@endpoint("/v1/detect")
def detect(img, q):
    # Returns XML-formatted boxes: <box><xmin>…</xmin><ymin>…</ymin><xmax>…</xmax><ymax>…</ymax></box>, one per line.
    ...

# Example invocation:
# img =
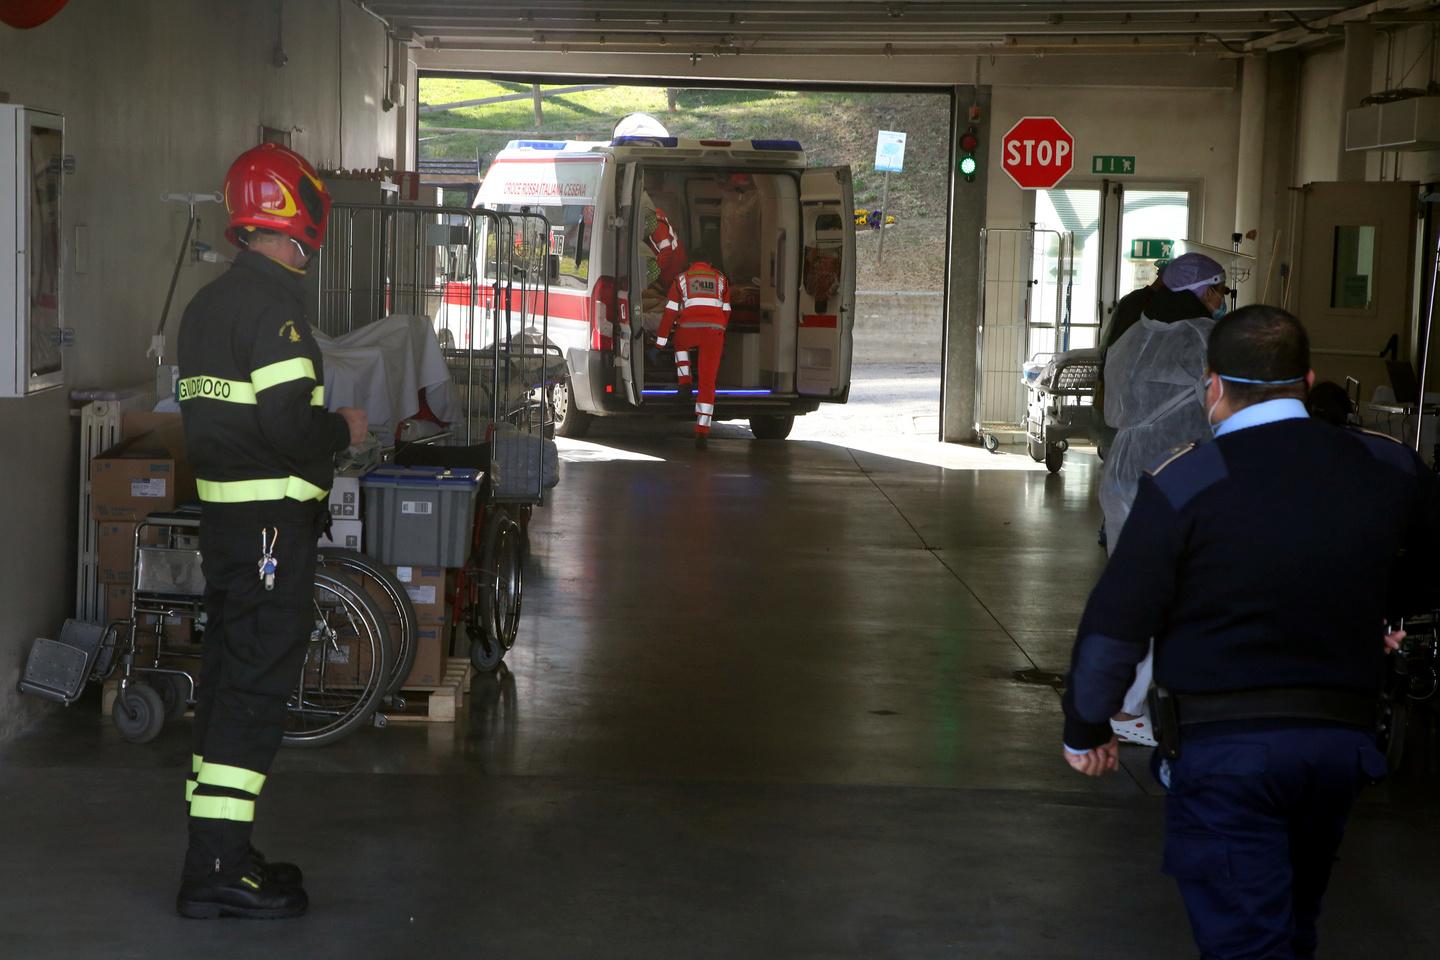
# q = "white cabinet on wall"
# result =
<box><xmin>2</xmin><ymin>105</ymin><xmax>65</xmax><ymax>397</ymax></box>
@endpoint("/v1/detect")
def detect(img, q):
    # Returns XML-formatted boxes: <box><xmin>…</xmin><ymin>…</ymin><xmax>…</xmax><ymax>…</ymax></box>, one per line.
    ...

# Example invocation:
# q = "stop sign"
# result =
<box><xmin>1001</xmin><ymin>116</ymin><xmax>1075</xmax><ymax>190</ymax></box>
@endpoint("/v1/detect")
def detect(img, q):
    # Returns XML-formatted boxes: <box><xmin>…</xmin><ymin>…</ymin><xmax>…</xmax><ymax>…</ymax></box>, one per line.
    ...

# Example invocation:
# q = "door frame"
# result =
<box><xmin>1024</xmin><ymin>178</ymin><xmax>1203</xmax><ymax>337</ymax></box>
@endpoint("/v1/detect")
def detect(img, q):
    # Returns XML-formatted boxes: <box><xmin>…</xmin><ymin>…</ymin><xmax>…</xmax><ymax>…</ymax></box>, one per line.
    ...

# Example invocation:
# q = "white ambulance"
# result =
<box><xmin>439</xmin><ymin>135</ymin><xmax>856</xmax><ymax>439</ymax></box>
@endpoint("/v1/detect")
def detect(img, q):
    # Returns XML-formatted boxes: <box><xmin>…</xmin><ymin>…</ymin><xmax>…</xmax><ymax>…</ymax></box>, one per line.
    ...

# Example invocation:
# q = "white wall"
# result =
<box><xmin>986</xmin><ymin>85</ymin><xmax>1241</xmax><ymax>246</ymax></box>
<box><xmin>1295</xmin><ymin>46</ymin><xmax>1344</xmax><ymax>186</ymax></box>
<box><xmin>0</xmin><ymin>0</ymin><xmax>394</xmax><ymax>738</ymax></box>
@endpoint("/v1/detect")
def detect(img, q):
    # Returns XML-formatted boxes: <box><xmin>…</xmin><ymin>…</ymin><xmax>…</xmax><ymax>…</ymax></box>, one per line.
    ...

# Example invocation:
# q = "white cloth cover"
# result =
<box><xmin>314</xmin><ymin>315</ymin><xmax>454</xmax><ymax>435</ymax></box>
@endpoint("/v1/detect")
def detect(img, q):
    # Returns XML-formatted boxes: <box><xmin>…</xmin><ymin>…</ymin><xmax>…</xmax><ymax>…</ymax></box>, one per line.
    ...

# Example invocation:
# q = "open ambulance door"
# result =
<box><xmin>613</xmin><ymin>163</ymin><xmax>644</xmax><ymax>405</ymax></box>
<box><xmin>797</xmin><ymin>167</ymin><xmax>856</xmax><ymax>399</ymax></box>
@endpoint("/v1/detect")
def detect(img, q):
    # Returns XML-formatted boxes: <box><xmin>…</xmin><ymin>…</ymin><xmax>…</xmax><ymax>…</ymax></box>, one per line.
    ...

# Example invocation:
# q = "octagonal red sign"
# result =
<box><xmin>1001</xmin><ymin>116</ymin><xmax>1075</xmax><ymax>190</ymax></box>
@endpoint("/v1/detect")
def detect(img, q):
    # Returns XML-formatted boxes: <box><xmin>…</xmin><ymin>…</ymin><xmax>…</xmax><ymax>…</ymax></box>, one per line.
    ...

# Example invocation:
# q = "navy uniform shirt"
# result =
<box><xmin>1063</xmin><ymin>400</ymin><xmax>1440</xmax><ymax>750</ymax></box>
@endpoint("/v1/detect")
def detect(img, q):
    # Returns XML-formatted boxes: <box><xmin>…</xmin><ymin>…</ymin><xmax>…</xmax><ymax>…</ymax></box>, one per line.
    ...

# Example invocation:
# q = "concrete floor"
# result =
<box><xmin>3</xmin><ymin>370</ymin><xmax>1439</xmax><ymax>957</ymax></box>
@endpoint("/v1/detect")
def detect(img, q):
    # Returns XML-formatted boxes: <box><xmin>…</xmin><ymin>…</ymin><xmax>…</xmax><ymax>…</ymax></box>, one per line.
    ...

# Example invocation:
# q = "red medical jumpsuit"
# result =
<box><xmin>647</xmin><ymin>208</ymin><xmax>687</xmax><ymax>291</ymax></box>
<box><xmin>656</xmin><ymin>261</ymin><xmax>731</xmax><ymax>437</ymax></box>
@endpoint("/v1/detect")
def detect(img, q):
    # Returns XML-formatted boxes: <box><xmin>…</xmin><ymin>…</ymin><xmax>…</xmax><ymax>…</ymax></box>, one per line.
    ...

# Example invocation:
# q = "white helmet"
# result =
<box><xmin>612</xmin><ymin>112</ymin><xmax>671</xmax><ymax>139</ymax></box>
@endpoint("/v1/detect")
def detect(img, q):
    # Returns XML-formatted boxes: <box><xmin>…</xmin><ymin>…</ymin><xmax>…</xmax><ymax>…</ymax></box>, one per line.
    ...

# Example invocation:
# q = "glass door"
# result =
<box><xmin>1034</xmin><ymin>182</ymin><xmax>1194</xmax><ymax>351</ymax></box>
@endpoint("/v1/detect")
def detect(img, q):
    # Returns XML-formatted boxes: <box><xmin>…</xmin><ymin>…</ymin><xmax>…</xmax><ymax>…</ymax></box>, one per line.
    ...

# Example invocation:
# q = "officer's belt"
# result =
<box><xmin>1174</xmin><ymin>687</ymin><xmax>1377</xmax><ymax>729</ymax></box>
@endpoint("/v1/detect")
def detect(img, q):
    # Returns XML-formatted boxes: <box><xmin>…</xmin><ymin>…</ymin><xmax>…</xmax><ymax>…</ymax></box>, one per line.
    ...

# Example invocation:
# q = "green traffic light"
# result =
<box><xmin>959</xmin><ymin>155</ymin><xmax>978</xmax><ymax>177</ymax></box>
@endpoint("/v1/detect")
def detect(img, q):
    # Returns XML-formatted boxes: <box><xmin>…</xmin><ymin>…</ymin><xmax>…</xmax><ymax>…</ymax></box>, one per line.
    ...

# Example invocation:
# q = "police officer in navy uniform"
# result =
<box><xmin>1061</xmin><ymin>305</ymin><xmax>1439</xmax><ymax>959</ymax></box>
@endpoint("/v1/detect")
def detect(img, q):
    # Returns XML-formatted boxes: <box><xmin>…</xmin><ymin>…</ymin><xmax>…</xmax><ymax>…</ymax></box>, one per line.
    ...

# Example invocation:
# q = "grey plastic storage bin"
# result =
<box><xmin>361</xmin><ymin>466</ymin><xmax>481</xmax><ymax>567</ymax></box>
<box><xmin>490</xmin><ymin>425</ymin><xmax>560</xmax><ymax>502</ymax></box>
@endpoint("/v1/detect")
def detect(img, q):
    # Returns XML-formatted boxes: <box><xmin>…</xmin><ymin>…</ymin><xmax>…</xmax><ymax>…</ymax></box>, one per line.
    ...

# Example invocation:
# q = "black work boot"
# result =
<box><xmin>177</xmin><ymin>864</ymin><xmax>308</xmax><ymax>920</ymax></box>
<box><xmin>250</xmin><ymin>845</ymin><xmax>303</xmax><ymax>888</ymax></box>
<box><xmin>694</xmin><ymin>434</ymin><xmax>708</xmax><ymax>450</ymax></box>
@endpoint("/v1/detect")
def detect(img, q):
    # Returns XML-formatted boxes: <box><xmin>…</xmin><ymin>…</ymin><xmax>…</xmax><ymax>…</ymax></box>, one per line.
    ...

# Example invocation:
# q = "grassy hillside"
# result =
<box><xmin>419</xmin><ymin>80</ymin><xmax>951</xmax><ymax>290</ymax></box>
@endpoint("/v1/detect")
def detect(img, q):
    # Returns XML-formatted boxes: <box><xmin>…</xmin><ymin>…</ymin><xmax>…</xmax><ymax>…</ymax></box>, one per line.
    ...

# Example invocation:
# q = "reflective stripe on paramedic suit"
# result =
<box><xmin>656</xmin><ymin>261</ymin><xmax>731</xmax><ymax>437</ymax></box>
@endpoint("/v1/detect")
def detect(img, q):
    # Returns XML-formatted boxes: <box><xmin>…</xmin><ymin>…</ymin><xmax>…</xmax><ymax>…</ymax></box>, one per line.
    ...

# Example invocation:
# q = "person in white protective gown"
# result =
<box><xmin>1099</xmin><ymin>253</ymin><xmax>1230</xmax><ymax>744</ymax></box>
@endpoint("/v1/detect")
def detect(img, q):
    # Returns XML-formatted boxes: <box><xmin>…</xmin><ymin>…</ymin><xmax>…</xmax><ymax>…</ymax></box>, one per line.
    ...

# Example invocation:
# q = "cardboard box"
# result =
<box><xmin>328</xmin><ymin>473</ymin><xmax>362</xmax><ymax>520</ymax></box>
<box><xmin>303</xmin><ymin>632</ymin><xmax>378</xmax><ymax>689</ymax></box>
<box><xmin>91</xmin><ymin>428</ymin><xmax>195</xmax><ymax>521</ymax></box>
<box><xmin>97</xmin><ymin>522</ymin><xmax>138</xmax><ymax>583</ymax></box>
<box><xmin>392</xmin><ymin>564</ymin><xmax>447</xmax><ymax>624</ymax></box>
<box><xmin>105</xmin><ymin>582</ymin><xmax>132</xmax><ymax>624</ymax></box>
<box><xmin>401</xmin><ymin>622</ymin><xmax>448</xmax><ymax>688</ymax></box>
<box><xmin>319</xmin><ymin>519</ymin><xmax>364</xmax><ymax>551</ymax></box>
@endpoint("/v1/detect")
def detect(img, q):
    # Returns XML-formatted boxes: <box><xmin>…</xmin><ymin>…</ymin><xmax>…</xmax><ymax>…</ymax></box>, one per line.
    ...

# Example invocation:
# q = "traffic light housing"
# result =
<box><xmin>959</xmin><ymin>126</ymin><xmax>979</xmax><ymax>183</ymax></box>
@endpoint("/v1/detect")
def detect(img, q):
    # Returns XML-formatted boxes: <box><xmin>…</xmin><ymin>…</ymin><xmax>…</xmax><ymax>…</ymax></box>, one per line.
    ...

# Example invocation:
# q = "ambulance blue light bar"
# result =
<box><xmin>750</xmin><ymin>139</ymin><xmax>803</xmax><ymax>151</ymax></box>
<box><xmin>513</xmin><ymin>140</ymin><xmax>568</xmax><ymax>150</ymax></box>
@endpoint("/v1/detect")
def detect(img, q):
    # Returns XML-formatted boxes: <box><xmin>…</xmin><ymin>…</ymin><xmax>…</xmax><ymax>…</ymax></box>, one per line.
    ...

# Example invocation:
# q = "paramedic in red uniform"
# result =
<box><xmin>174</xmin><ymin>143</ymin><xmax>367</xmax><ymax>919</ymax></box>
<box><xmin>646</xmin><ymin>206</ymin><xmax>687</xmax><ymax>291</ymax></box>
<box><xmin>656</xmin><ymin>257</ymin><xmax>731</xmax><ymax>448</ymax></box>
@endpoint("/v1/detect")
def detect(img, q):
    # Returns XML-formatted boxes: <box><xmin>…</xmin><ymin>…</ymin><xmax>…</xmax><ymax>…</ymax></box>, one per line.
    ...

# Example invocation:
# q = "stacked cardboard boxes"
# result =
<box><xmin>90</xmin><ymin>415</ymin><xmax>197</xmax><ymax>649</ymax></box>
<box><xmin>392</xmin><ymin>564</ymin><xmax>449</xmax><ymax>687</ymax></box>
<box><xmin>319</xmin><ymin>469</ymin><xmax>365</xmax><ymax>550</ymax></box>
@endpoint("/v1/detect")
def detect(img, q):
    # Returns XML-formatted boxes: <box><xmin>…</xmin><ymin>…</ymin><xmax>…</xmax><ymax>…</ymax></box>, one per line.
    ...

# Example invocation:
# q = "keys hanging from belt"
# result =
<box><xmin>258</xmin><ymin>527</ymin><xmax>279</xmax><ymax>591</ymax></box>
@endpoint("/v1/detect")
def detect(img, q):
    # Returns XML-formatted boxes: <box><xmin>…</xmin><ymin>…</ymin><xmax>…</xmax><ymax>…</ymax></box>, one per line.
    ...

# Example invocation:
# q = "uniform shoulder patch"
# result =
<box><xmin>1145</xmin><ymin>442</ymin><xmax>1197</xmax><ymax>477</ymax></box>
<box><xmin>1350</xmin><ymin>427</ymin><xmax>1418</xmax><ymax>475</ymax></box>
<box><xmin>278</xmin><ymin>318</ymin><xmax>301</xmax><ymax>343</ymax></box>
<box><xmin>1353</xmin><ymin>427</ymin><xmax>1404</xmax><ymax>445</ymax></box>
<box><xmin>1145</xmin><ymin>441</ymin><xmax>1227</xmax><ymax>511</ymax></box>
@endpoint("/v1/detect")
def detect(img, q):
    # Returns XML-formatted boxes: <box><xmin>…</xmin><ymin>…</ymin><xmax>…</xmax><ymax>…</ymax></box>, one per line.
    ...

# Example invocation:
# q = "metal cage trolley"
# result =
<box><xmin>315</xmin><ymin>201</ymin><xmax>560</xmax><ymax>676</ymax></box>
<box><xmin>974</xmin><ymin>225</ymin><xmax>1074</xmax><ymax>452</ymax></box>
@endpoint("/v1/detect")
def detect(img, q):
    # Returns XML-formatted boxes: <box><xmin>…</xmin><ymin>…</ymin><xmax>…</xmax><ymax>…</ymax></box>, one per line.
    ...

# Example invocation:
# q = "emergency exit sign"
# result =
<box><xmin>1092</xmin><ymin>155</ymin><xmax>1136</xmax><ymax>175</ymax></box>
<box><xmin>1130</xmin><ymin>239</ymin><xmax>1175</xmax><ymax>259</ymax></box>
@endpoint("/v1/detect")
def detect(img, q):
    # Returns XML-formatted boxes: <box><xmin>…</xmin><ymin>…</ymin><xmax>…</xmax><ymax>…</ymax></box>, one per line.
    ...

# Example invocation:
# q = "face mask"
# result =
<box><xmin>1206</xmin><ymin>377</ymin><xmax>1225</xmax><ymax>434</ymax></box>
<box><xmin>1211</xmin><ymin>301</ymin><xmax>1228</xmax><ymax>321</ymax></box>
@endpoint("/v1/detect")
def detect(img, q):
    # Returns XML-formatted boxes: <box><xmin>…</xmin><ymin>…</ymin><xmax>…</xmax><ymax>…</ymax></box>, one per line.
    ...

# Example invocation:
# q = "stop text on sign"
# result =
<box><xmin>1000</xmin><ymin>116</ymin><xmax>1076</xmax><ymax>190</ymax></box>
<box><xmin>1005</xmin><ymin>138</ymin><xmax>1070</xmax><ymax>168</ymax></box>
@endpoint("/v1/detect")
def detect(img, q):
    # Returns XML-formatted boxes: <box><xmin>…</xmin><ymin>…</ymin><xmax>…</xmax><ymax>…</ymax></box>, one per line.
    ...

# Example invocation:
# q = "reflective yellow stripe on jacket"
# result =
<box><xmin>196</xmin><ymin>476</ymin><xmax>328</xmax><ymax>504</ymax></box>
<box><xmin>179</xmin><ymin>358</ymin><xmax>323</xmax><ymax>407</ymax></box>
<box><xmin>251</xmin><ymin>357</ymin><xmax>317</xmax><ymax>392</ymax></box>
<box><xmin>178</xmin><ymin>376</ymin><xmax>256</xmax><ymax>405</ymax></box>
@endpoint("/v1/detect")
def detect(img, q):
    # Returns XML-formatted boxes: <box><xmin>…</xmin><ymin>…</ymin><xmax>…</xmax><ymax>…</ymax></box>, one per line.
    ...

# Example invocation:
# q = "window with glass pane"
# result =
<box><xmin>1330</xmin><ymin>225</ymin><xmax>1375</xmax><ymax>309</ymax></box>
<box><xmin>1120</xmin><ymin>190</ymin><xmax>1189</xmax><ymax>296</ymax></box>
<box><xmin>489</xmin><ymin>203</ymin><xmax>593</xmax><ymax>289</ymax></box>
<box><xmin>1035</xmin><ymin>188</ymin><xmax>1100</xmax><ymax>350</ymax></box>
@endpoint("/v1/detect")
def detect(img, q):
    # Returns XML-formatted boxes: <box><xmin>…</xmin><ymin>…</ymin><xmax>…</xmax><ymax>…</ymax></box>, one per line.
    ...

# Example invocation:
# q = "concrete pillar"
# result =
<box><xmin>1234</xmin><ymin>54</ymin><xmax>1267</xmax><ymax>306</ymax></box>
<box><xmin>1337</xmin><ymin>23</ymin><xmax>1375</xmax><ymax>182</ymax></box>
<box><xmin>940</xmin><ymin>83</ymin><xmax>991</xmax><ymax>443</ymax></box>
<box><xmin>1255</xmin><ymin>52</ymin><xmax>1301</xmax><ymax>307</ymax></box>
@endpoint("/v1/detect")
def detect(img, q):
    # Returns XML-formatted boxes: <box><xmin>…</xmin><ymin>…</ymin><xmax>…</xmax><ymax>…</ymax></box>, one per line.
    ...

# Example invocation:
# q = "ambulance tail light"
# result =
<box><xmin>592</xmin><ymin>276</ymin><xmax>616</xmax><ymax>350</ymax></box>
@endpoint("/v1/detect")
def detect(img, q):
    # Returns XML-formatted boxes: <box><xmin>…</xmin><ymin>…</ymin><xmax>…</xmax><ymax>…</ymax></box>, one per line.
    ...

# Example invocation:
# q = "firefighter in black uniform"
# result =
<box><xmin>1061</xmin><ymin>304</ymin><xmax>1440</xmax><ymax>958</ymax></box>
<box><xmin>174</xmin><ymin>143</ymin><xmax>367</xmax><ymax>919</ymax></box>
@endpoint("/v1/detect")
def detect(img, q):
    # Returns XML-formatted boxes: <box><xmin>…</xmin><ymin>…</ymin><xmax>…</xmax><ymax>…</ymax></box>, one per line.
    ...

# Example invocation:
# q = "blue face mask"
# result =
<box><xmin>1211</xmin><ymin>301</ymin><xmax>1228</xmax><ymax>321</ymax></box>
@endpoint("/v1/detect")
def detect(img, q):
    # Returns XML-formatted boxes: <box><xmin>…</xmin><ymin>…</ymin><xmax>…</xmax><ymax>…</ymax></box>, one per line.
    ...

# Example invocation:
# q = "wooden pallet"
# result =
<box><xmin>381</xmin><ymin>657</ymin><xmax>474</xmax><ymax>724</ymax></box>
<box><xmin>101</xmin><ymin>657</ymin><xmax>476</xmax><ymax>725</ymax></box>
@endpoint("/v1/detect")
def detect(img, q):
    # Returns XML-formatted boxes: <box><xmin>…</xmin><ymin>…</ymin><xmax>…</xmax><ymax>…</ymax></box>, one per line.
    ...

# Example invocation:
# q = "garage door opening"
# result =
<box><xmin>417</xmin><ymin>77</ymin><xmax>957</xmax><ymax>462</ymax></box>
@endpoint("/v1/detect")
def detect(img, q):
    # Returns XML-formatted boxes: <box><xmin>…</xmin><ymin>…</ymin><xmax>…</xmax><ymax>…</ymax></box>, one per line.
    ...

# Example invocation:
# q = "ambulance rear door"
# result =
<box><xmin>612</xmin><ymin>161</ymin><xmax>644</xmax><ymax>405</ymax></box>
<box><xmin>797</xmin><ymin>166</ymin><xmax>856</xmax><ymax>399</ymax></box>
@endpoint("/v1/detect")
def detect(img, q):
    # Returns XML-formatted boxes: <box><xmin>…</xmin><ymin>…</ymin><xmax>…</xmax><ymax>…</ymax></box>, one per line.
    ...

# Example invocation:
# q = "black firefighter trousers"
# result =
<box><xmin>182</xmin><ymin>504</ymin><xmax>322</xmax><ymax>882</ymax></box>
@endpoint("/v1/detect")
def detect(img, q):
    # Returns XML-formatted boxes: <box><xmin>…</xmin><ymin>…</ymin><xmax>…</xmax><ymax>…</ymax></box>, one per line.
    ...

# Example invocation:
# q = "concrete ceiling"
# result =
<box><xmin>364</xmin><ymin>1</ymin><xmax>1440</xmax><ymax>58</ymax></box>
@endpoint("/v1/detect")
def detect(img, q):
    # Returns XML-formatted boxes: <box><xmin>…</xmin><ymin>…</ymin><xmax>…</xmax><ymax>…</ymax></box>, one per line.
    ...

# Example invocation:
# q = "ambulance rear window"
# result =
<box><xmin>487</xmin><ymin>203</ymin><xmax>594</xmax><ymax>289</ymax></box>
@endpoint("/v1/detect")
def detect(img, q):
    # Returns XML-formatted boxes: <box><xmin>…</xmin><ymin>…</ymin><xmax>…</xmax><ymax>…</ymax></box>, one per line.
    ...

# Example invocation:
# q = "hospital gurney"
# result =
<box><xmin>1022</xmin><ymin>348</ymin><xmax>1100</xmax><ymax>474</ymax></box>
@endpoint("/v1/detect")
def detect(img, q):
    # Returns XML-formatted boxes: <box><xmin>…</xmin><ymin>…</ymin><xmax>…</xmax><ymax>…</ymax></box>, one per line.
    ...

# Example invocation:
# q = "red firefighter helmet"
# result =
<box><xmin>222</xmin><ymin>143</ymin><xmax>332</xmax><ymax>250</ymax></box>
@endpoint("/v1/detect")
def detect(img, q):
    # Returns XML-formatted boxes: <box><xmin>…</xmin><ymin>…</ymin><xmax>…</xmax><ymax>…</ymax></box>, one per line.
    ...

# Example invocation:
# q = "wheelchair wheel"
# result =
<box><xmin>113</xmin><ymin>683</ymin><xmax>165</xmax><ymax>744</ymax></box>
<box><xmin>481</xmin><ymin>511</ymin><xmax>525</xmax><ymax>653</ymax></box>
<box><xmin>283</xmin><ymin>568</ymin><xmax>393</xmax><ymax>748</ymax></box>
<box><xmin>318</xmin><ymin>548</ymin><xmax>419</xmax><ymax>699</ymax></box>
<box><xmin>152</xmin><ymin>673</ymin><xmax>191</xmax><ymax>722</ymax></box>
